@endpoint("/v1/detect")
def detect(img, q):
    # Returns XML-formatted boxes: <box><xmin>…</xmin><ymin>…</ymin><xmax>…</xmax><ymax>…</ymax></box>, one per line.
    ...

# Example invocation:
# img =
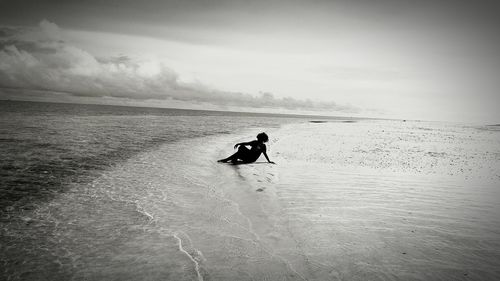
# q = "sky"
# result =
<box><xmin>1</xmin><ymin>0</ymin><xmax>499</xmax><ymax>123</ymax></box>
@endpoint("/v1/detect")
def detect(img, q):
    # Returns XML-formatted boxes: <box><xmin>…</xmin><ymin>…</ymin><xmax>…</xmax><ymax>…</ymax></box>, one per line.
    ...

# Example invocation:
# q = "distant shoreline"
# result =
<box><xmin>0</xmin><ymin>98</ymin><xmax>380</xmax><ymax>122</ymax></box>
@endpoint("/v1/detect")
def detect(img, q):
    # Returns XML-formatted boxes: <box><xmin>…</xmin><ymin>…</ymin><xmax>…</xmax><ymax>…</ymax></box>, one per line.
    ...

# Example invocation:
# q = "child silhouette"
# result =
<box><xmin>218</xmin><ymin>132</ymin><xmax>275</xmax><ymax>164</ymax></box>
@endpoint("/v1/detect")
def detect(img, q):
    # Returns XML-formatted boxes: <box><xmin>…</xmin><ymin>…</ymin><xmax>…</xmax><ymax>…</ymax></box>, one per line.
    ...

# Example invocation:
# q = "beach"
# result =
<box><xmin>3</xmin><ymin>1</ymin><xmax>500</xmax><ymax>279</ymax></box>
<box><xmin>239</xmin><ymin>120</ymin><xmax>500</xmax><ymax>280</ymax></box>
<box><xmin>208</xmin><ymin>120</ymin><xmax>500</xmax><ymax>280</ymax></box>
<box><xmin>1</xmin><ymin>102</ymin><xmax>500</xmax><ymax>280</ymax></box>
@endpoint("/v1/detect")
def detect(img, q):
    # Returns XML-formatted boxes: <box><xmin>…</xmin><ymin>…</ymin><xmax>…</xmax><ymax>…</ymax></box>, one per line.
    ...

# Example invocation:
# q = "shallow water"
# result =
<box><xmin>1</xmin><ymin>102</ymin><xmax>500</xmax><ymax>280</ymax></box>
<box><xmin>0</xmin><ymin>100</ymin><xmax>298</xmax><ymax>210</ymax></box>
<box><xmin>246</xmin><ymin>120</ymin><xmax>500</xmax><ymax>280</ymax></box>
<box><xmin>0</xmin><ymin>101</ymin><xmax>303</xmax><ymax>280</ymax></box>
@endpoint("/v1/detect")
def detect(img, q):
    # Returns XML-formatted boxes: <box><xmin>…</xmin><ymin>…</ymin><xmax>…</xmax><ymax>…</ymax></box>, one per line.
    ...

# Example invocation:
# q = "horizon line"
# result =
<box><xmin>1</xmin><ymin>98</ymin><xmax>394</xmax><ymax>122</ymax></box>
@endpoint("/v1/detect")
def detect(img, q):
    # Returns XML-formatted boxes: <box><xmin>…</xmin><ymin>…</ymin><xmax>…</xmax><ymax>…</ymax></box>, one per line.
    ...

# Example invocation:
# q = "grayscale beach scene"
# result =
<box><xmin>1</xmin><ymin>1</ymin><xmax>500</xmax><ymax>280</ymax></box>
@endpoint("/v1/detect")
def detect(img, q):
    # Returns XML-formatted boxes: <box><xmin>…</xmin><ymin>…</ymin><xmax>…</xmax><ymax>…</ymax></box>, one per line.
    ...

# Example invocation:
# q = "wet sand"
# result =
<box><xmin>213</xmin><ymin>120</ymin><xmax>500</xmax><ymax>280</ymax></box>
<box><xmin>3</xmin><ymin>119</ymin><xmax>499</xmax><ymax>280</ymax></box>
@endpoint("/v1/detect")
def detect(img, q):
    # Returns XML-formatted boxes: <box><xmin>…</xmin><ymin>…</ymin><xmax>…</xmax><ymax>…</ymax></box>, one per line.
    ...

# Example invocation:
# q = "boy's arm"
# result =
<box><xmin>262</xmin><ymin>149</ymin><xmax>275</xmax><ymax>164</ymax></box>
<box><xmin>234</xmin><ymin>141</ymin><xmax>251</xmax><ymax>149</ymax></box>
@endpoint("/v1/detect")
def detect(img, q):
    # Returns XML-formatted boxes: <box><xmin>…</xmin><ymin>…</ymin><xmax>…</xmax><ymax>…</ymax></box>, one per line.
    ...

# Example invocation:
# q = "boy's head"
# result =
<box><xmin>256</xmin><ymin>132</ymin><xmax>269</xmax><ymax>143</ymax></box>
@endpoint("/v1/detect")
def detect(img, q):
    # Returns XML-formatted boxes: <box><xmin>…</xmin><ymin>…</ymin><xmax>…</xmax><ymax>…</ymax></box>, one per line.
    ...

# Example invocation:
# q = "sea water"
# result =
<box><xmin>0</xmin><ymin>101</ymin><xmax>302</xmax><ymax>280</ymax></box>
<box><xmin>1</xmin><ymin>101</ymin><xmax>500</xmax><ymax>280</ymax></box>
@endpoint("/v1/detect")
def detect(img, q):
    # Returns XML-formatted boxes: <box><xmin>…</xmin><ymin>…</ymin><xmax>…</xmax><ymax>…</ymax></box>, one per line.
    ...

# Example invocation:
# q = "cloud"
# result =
<box><xmin>0</xmin><ymin>20</ymin><xmax>357</xmax><ymax>113</ymax></box>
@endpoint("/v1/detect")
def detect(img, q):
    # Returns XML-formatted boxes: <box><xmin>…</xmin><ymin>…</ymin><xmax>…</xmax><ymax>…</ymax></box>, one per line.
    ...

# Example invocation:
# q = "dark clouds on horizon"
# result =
<box><xmin>0</xmin><ymin>20</ymin><xmax>357</xmax><ymax>112</ymax></box>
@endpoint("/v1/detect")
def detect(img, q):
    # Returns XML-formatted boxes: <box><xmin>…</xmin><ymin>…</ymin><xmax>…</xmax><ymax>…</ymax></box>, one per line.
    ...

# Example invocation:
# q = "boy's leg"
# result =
<box><xmin>218</xmin><ymin>155</ymin><xmax>232</xmax><ymax>162</ymax></box>
<box><xmin>218</xmin><ymin>151</ymin><xmax>239</xmax><ymax>163</ymax></box>
<box><xmin>218</xmin><ymin>146</ymin><xmax>248</xmax><ymax>163</ymax></box>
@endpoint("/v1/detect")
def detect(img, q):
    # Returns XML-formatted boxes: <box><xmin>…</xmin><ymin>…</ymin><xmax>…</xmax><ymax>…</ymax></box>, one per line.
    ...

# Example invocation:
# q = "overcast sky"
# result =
<box><xmin>1</xmin><ymin>0</ymin><xmax>499</xmax><ymax>123</ymax></box>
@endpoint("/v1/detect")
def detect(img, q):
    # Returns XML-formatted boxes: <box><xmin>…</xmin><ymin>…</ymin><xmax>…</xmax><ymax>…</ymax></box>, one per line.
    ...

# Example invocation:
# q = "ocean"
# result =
<box><xmin>1</xmin><ymin>101</ymin><xmax>500</xmax><ymax>280</ymax></box>
<box><xmin>0</xmin><ymin>101</ymin><xmax>304</xmax><ymax>210</ymax></box>
<box><xmin>0</xmin><ymin>101</ymin><xmax>311</xmax><ymax>280</ymax></box>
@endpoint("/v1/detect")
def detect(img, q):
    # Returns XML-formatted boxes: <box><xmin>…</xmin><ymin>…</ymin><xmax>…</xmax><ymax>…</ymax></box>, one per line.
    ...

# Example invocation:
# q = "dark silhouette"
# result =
<box><xmin>218</xmin><ymin>132</ymin><xmax>275</xmax><ymax>164</ymax></box>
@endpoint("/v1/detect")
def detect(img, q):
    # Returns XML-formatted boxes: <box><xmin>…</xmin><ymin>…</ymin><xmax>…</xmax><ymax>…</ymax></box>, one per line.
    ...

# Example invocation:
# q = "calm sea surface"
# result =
<box><xmin>0</xmin><ymin>101</ymin><xmax>304</xmax><ymax>211</ymax></box>
<box><xmin>0</xmin><ymin>101</ymin><xmax>314</xmax><ymax>280</ymax></box>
